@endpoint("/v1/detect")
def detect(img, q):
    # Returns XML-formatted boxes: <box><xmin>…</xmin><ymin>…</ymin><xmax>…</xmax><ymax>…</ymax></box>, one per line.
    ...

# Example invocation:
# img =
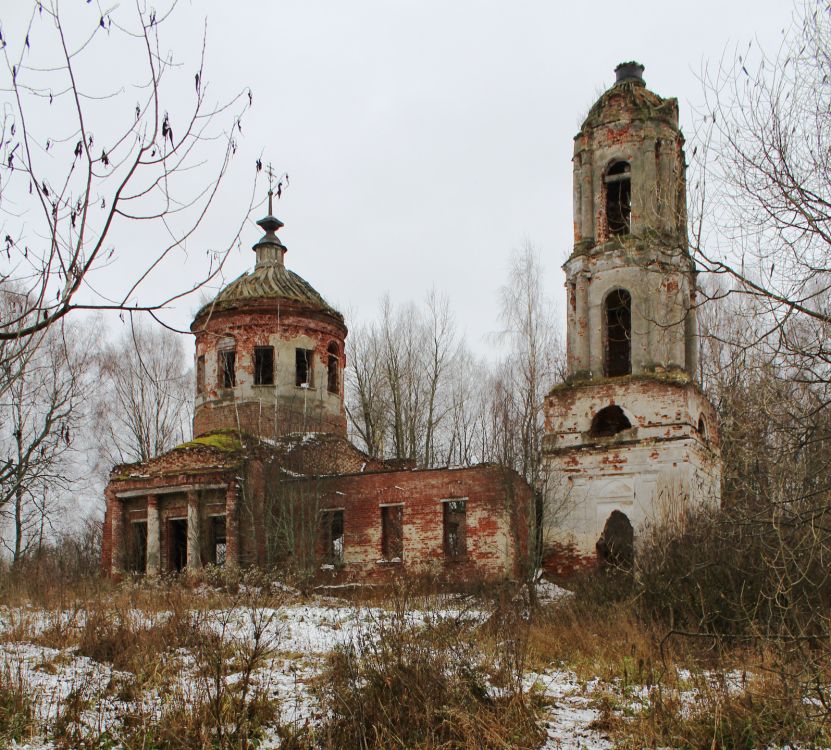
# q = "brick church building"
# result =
<box><xmin>102</xmin><ymin>62</ymin><xmax>722</xmax><ymax>583</ymax></box>
<box><xmin>101</xmin><ymin>199</ymin><xmax>531</xmax><ymax>583</ymax></box>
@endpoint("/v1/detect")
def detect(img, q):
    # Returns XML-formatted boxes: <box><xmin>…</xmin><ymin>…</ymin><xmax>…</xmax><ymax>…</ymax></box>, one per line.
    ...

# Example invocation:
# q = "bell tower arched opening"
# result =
<box><xmin>590</xmin><ymin>405</ymin><xmax>632</xmax><ymax>437</ymax></box>
<box><xmin>605</xmin><ymin>161</ymin><xmax>631</xmax><ymax>236</ymax></box>
<box><xmin>604</xmin><ymin>289</ymin><xmax>632</xmax><ymax>377</ymax></box>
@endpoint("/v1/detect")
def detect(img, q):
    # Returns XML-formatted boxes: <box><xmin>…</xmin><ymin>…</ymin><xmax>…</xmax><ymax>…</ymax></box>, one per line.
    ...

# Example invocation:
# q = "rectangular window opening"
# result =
<box><xmin>219</xmin><ymin>349</ymin><xmax>236</xmax><ymax>388</ymax></box>
<box><xmin>254</xmin><ymin>346</ymin><xmax>275</xmax><ymax>386</ymax></box>
<box><xmin>211</xmin><ymin>515</ymin><xmax>227</xmax><ymax>566</ymax></box>
<box><xmin>320</xmin><ymin>509</ymin><xmax>345</xmax><ymax>565</ymax></box>
<box><xmin>381</xmin><ymin>505</ymin><xmax>403</xmax><ymax>561</ymax></box>
<box><xmin>295</xmin><ymin>348</ymin><xmax>314</xmax><ymax>387</ymax></box>
<box><xmin>443</xmin><ymin>499</ymin><xmax>467</xmax><ymax>559</ymax></box>
<box><xmin>196</xmin><ymin>355</ymin><xmax>206</xmax><ymax>396</ymax></box>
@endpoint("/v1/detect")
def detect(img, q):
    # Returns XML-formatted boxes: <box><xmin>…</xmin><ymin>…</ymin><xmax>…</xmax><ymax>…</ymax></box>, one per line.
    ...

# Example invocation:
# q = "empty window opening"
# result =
<box><xmin>605</xmin><ymin>161</ymin><xmax>631</xmax><ymax>236</ymax></box>
<box><xmin>295</xmin><ymin>348</ymin><xmax>314</xmax><ymax>387</ymax></box>
<box><xmin>604</xmin><ymin>288</ymin><xmax>632</xmax><ymax>377</ymax></box>
<box><xmin>381</xmin><ymin>505</ymin><xmax>403</xmax><ymax>561</ymax></box>
<box><xmin>590</xmin><ymin>405</ymin><xmax>632</xmax><ymax>437</ymax></box>
<box><xmin>219</xmin><ymin>349</ymin><xmax>236</xmax><ymax>388</ymax></box>
<box><xmin>697</xmin><ymin>415</ymin><xmax>707</xmax><ymax>439</ymax></box>
<box><xmin>443</xmin><ymin>499</ymin><xmax>467</xmax><ymax>559</ymax></box>
<box><xmin>210</xmin><ymin>515</ymin><xmax>227</xmax><ymax>566</ymax></box>
<box><xmin>128</xmin><ymin>521</ymin><xmax>147</xmax><ymax>574</ymax></box>
<box><xmin>254</xmin><ymin>346</ymin><xmax>274</xmax><ymax>386</ymax></box>
<box><xmin>168</xmin><ymin>518</ymin><xmax>188</xmax><ymax>572</ymax></box>
<box><xmin>327</xmin><ymin>342</ymin><xmax>339</xmax><ymax>394</ymax></box>
<box><xmin>320</xmin><ymin>509</ymin><xmax>345</xmax><ymax>565</ymax></box>
<box><xmin>196</xmin><ymin>355</ymin><xmax>206</xmax><ymax>396</ymax></box>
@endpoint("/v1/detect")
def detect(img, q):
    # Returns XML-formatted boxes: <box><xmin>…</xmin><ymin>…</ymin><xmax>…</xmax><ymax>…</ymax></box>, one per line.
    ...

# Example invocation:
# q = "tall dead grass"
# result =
<box><xmin>309</xmin><ymin>588</ymin><xmax>545</xmax><ymax>750</ymax></box>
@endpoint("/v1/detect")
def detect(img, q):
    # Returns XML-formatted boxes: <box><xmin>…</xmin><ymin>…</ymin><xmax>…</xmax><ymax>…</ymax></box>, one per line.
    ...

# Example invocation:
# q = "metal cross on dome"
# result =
<box><xmin>264</xmin><ymin>163</ymin><xmax>288</xmax><ymax>215</ymax></box>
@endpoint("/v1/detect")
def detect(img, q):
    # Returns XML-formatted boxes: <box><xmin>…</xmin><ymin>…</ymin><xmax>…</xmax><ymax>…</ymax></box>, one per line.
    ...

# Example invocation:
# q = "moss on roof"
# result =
<box><xmin>548</xmin><ymin>369</ymin><xmax>692</xmax><ymax>396</ymax></box>
<box><xmin>172</xmin><ymin>430</ymin><xmax>243</xmax><ymax>453</ymax></box>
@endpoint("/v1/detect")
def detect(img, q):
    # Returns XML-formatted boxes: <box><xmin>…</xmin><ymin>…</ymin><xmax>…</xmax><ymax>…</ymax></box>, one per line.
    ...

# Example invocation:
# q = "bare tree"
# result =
<box><xmin>95</xmin><ymin>319</ymin><xmax>192</xmax><ymax>466</ymax></box>
<box><xmin>0</xmin><ymin>1</ymin><xmax>255</xmax><ymax>357</ymax></box>
<box><xmin>419</xmin><ymin>289</ymin><xmax>457</xmax><ymax>467</ymax></box>
<box><xmin>0</xmin><ymin>292</ymin><xmax>91</xmax><ymax>563</ymax></box>
<box><xmin>346</xmin><ymin>320</ymin><xmax>389</xmax><ymax>459</ymax></box>
<box><xmin>690</xmin><ymin>0</ymin><xmax>831</xmax><ymax>386</ymax></box>
<box><xmin>491</xmin><ymin>243</ymin><xmax>563</xmax><ymax>488</ymax></box>
<box><xmin>346</xmin><ymin>291</ymin><xmax>464</xmax><ymax>468</ymax></box>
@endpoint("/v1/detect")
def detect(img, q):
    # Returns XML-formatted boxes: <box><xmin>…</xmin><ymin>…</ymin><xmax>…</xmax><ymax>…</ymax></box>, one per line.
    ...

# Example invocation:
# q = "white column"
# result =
<box><xmin>225</xmin><ymin>482</ymin><xmax>239</xmax><ymax>568</ymax></box>
<box><xmin>108</xmin><ymin>490</ymin><xmax>125</xmax><ymax>576</ymax></box>
<box><xmin>146</xmin><ymin>495</ymin><xmax>161</xmax><ymax>576</ymax></box>
<box><xmin>186</xmin><ymin>490</ymin><xmax>201</xmax><ymax>572</ymax></box>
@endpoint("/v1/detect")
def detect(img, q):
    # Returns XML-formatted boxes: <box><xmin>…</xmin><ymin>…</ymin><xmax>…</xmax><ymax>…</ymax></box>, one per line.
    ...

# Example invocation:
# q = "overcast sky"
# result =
<box><xmin>3</xmin><ymin>1</ymin><xmax>796</xmax><ymax>354</ymax></box>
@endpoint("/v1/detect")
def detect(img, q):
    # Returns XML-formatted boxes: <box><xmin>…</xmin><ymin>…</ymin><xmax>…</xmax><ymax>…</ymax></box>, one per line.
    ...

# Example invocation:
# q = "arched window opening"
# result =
<box><xmin>697</xmin><ymin>415</ymin><xmax>707</xmax><ymax>439</ymax></box>
<box><xmin>327</xmin><ymin>342</ymin><xmax>340</xmax><ymax>394</ymax></box>
<box><xmin>590</xmin><ymin>405</ymin><xmax>632</xmax><ymax>437</ymax></box>
<box><xmin>604</xmin><ymin>289</ymin><xmax>632</xmax><ymax>377</ymax></box>
<box><xmin>605</xmin><ymin>161</ymin><xmax>631</xmax><ymax>236</ymax></box>
<box><xmin>596</xmin><ymin>510</ymin><xmax>634</xmax><ymax>572</ymax></box>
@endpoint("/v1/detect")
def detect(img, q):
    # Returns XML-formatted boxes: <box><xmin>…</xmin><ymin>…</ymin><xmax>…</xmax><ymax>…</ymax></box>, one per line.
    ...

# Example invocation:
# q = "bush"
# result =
<box><xmin>312</xmin><ymin>595</ymin><xmax>543</xmax><ymax>749</ymax></box>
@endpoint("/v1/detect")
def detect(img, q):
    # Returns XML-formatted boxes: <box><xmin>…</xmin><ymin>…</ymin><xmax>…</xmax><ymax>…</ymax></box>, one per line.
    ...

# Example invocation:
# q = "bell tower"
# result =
<box><xmin>542</xmin><ymin>63</ymin><xmax>721</xmax><ymax>563</ymax></box>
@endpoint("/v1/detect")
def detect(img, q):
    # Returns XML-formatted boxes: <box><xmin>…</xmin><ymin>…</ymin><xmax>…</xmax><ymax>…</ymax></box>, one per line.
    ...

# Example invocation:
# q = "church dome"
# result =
<box><xmin>193</xmin><ymin>204</ymin><xmax>342</xmax><ymax>324</ymax></box>
<box><xmin>581</xmin><ymin>62</ymin><xmax>678</xmax><ymax>130</ymax></box>
<box><xmin>196</xmin><ymin>263</ymin><xmax>342</xmax><ymax>320</ymax></box>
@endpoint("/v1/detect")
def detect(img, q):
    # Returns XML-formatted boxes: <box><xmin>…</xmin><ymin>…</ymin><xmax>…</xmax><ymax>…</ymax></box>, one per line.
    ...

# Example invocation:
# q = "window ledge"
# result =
<box><xmin>377</xmin><ymin>558</ymin><xmax>403</xmax><ymax>565</ymax></box>
<box><xmin>295</xmin><ymin>385</ymin><xmax>316</xmax><ymax>392</ymax></box>
<box><xmin>252</xmin><ymin>384</ymin><xmax>275</xmax><ymax>389</ymax></box>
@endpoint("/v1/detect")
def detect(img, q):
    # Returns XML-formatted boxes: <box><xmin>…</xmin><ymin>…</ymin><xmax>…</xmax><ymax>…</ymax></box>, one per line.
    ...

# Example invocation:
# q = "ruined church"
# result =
<box><xmin>101</xmin><ymin>62</ymin><xmax>720</xmax><ymax>581</ymax></box>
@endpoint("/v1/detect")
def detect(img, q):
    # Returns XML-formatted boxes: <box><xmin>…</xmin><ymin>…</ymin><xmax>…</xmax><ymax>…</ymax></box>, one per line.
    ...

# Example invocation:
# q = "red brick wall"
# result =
<box><xmin>274</xmin><ymin>464</ymin><xmax>532</xmax><ymax>584</ymax></box>
<box><xmin>192</xmin><ymin>300</ymin><xmax>348</xmax><ymax>441</ymax></box>
<box><xmin>103</xmin><ymin>455</ymin><xmax>533</xmax><ymax>587</ymax></box>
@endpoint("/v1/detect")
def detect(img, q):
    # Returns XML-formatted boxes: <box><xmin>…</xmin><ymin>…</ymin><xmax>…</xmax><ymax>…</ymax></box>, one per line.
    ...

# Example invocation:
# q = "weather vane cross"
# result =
<box><xmin>265</xmin><ymin>162</ymin><xmax>277</xmax><ymax>214</ymax></box>
<box><xmin>262</xmin><ymin>162</ymin><xmax>288</xmax><ymax>214</ymax></box>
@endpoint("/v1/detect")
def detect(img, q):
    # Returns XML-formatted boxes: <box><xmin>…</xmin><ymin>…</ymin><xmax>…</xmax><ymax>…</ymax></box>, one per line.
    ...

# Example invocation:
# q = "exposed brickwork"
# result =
<box><xmin>192</xmin><ymin>300</ymin><xmax>348</xmax><ymax>441</ymax></box>
<box><xmin>543</xmin><ymin>65</ymin><xmax>721</xmax><ymax>559</ymax></box>
<box><xmin>274</xmin><ymin>464</ymin><xmax>531</xmax><ymax>584</ymax></box>
<box><xmin>102</xmin><ymin>185</ymin><xmax>534</xmax><ymax>585</ymax></box>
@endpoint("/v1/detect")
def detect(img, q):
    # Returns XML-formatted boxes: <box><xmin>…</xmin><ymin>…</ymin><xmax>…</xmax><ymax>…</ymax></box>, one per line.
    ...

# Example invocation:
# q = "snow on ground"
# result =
<box><xmin>0</xmin><ymin>599</ymin><xmax>611</xmax><ymax>749</ymax></box>
<box><xmin>528</xmin><ymin>671</ymin><xmax>612</xmax><ymax>750</ymax></box>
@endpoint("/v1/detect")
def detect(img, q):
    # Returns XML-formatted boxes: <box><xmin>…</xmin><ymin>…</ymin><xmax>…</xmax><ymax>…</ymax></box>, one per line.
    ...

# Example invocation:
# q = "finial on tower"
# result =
<box><xmin>614</xmin><ymin>61</ymin><xmax>645</xmax><ymax>84</ymax></box>
<box><xmin>253</xmin><ymin>163</ymin><xmax>288</xmax><ymax>267</ymax></box>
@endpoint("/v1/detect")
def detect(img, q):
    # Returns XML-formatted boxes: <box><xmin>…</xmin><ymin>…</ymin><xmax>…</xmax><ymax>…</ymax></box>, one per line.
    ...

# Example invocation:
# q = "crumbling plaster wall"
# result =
<box><xmin>193</xmin><ymin>302</ymin><xmax>347</xmax><ymax>439</ymax></box>
<box><xmin>542</xmin><ymin>378</ymin><xmax>720</xmax><ymax>554</ymax></box>
<box><xmin>573</xmin><ymin>89</ymin><xmax>684</xmax><ymax>247</ymax></box>
<box><xmin>564</xmin><ymin>248</ymin><xmax>694</xmax><ymax>378</ymax></box>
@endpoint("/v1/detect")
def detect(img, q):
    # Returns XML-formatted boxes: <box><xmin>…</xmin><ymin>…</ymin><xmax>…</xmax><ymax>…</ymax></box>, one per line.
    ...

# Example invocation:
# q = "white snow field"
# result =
<box><xmin>0</xmin><ymin>593</ymin><xmax>616</xmax><ymax>750</ymax></box>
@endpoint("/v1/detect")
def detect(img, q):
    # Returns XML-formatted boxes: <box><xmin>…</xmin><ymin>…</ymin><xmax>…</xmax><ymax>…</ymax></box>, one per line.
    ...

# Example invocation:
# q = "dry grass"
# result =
<box><xmin>615</xmin><ymin>670</ymin><xmax>831</xmax><ymax>749</ymax></box>
<box><xmin>0</xmin><ymin>662</ymin><xmax>37</xmax><ymax>744</ymax></box>
<box><xmin>309</xmin><ymin>597</ymin><xmax>545</xmax><ymax>750</ymax></box>
<box><xmin>3</xmin><ymin>564</ymin><xmax>829</xmax><ymax>749</ymax></box>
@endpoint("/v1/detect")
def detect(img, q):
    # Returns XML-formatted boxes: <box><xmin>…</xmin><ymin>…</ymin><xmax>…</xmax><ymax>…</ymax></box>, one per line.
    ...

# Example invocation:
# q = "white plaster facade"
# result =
<box><xmin>542</xmin><ymin>63</ymin><xmax>721</xmax><ymax>558</ymax></box>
